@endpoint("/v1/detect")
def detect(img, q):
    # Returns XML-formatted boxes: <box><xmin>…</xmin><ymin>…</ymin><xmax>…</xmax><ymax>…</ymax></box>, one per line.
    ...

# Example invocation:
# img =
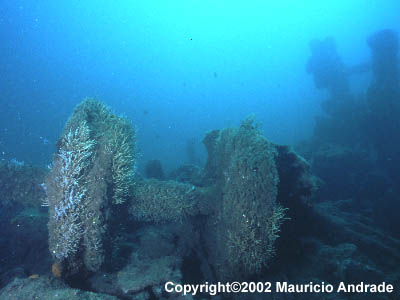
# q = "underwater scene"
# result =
<box><xmin>1</xmin><ymin>1</ymin><xmax>400</xmax><ymax>299</ymax></box>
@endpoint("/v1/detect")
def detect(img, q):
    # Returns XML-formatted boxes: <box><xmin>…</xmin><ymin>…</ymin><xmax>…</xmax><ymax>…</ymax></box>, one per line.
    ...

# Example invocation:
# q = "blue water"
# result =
<box><xmin>1</xmin><ymin>1</ymin><xmax>399</xmax><ymax>171</ymax></box>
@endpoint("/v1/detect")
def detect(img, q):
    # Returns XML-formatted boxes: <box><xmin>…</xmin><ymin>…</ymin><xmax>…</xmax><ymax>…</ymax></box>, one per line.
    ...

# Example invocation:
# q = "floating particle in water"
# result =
<box><xmin>40</xmin><ymin>136</ymin><xmax>49</xmax><ymax>144</ymax></box>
